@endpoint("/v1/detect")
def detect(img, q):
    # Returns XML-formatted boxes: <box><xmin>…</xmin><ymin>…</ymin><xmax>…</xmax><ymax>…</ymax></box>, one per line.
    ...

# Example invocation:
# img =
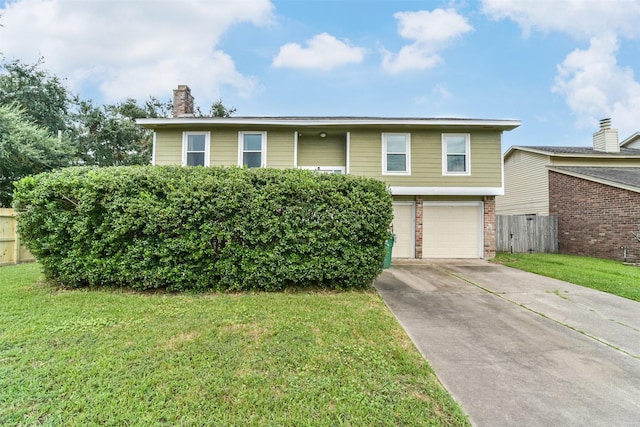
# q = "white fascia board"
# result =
<box><xmin>136</xmin><ymin>117</ymin><xmax>521</xmax><ymax>130</ymax></box>
<box><xmin>390</xmin><ymin>186</ymin><xmax>504</xmax><ymax>196</ymax></box>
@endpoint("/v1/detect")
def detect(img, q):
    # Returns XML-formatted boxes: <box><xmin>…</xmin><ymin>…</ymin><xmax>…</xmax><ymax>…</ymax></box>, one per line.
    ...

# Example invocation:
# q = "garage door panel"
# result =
<box><xmin>422</xmin><ymin>204</ymin><xmax>482</xmax><ymax>258</ymax></box>
<box><xmin>392</xmin><ymin>203</ymin><xmax>414</xmax><ymax>258</ymax></box>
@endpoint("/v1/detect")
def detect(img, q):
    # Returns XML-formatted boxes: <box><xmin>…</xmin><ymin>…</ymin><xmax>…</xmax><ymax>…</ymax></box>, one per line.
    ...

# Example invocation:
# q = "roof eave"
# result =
<box><xmin>136</xmin><ymin>117</ymin><xmax>521</xmax><ymax>130</ymax></box>
<box><xmin>505</xmin><ymin>146</ymin><xmax>640</xmax><ymax>159</ymax></box>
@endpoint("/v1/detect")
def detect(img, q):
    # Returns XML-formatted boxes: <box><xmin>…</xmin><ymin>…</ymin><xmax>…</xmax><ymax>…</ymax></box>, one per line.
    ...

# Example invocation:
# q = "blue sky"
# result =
<box><xmin>1</xmin><ymin>0</ymin><xmax>640</xmax><ymax>151</ymax></box>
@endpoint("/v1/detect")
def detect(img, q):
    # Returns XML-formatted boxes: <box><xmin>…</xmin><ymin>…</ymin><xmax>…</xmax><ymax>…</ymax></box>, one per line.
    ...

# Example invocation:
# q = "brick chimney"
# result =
<box><xmin>172</xmin><ymin>85</ymin><xmax>194</xmax><ymax>117</ymax></box>
<box><xmin>593</xmin><ymin>118</ymin><xmax>619</xmax><ymax>153</ymax></box>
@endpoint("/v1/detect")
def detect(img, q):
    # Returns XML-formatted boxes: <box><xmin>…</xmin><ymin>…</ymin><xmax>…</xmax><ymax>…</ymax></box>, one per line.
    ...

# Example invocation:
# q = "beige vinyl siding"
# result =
<box><xmin>350</xmin><ymin>129</ymin><xmax>502</xmax><ymax>187</ymax></box>
<box><xmin>211</xmin><ymin>129</ymin><xmax>239</xmax><ymax>166</ymax></box>
<box><xmin>154</xmin><ymin>130</ymin><xmax>183</xmax><ymax>165</ymax></box>
<box><xmin>496</xmin><ymin>151</ymin><xmax>550</xmax><ymax>215</ymax></box>
<box><xmin>298</xmin><ymin>135</ymin><xmax>346</xmax><ymax>167</ymax></box>
<box><xmin>265</xmin><ymin>131</ymin><xmax>295</xmax><ymax>168</ymax></box>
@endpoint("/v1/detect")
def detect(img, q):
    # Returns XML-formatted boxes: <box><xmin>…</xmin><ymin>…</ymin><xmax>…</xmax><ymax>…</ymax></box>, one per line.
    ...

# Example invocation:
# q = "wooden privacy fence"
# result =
<box><xmin>0</xmin><ymin>208</ymin><xmax>35</xmax><ymax>265</ymax></box>
<box><xmin>497</xmin><ymin>215</ymin><xmax>558</xmax><ymax>253</ymax></box>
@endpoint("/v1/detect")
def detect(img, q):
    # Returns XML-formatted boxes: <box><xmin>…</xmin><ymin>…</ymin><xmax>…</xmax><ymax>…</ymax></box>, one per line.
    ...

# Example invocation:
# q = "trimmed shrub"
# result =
<box><xmin>14</xmin><ymin>166</ymin><xmax>393</xmax><ymax>291</ymax></box>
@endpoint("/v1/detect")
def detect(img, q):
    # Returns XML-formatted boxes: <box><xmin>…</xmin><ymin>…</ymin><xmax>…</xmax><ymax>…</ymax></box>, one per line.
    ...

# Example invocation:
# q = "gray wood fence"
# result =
<box><xmin>497</xmin><ymin>215</ymin><xmax>558</xmax><ymax>253</ymax></box>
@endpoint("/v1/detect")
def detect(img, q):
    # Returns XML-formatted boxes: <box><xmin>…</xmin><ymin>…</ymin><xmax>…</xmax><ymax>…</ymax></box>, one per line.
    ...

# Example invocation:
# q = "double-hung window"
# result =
<box><xmin>182</xmin><ymin>132</ymin><xmax>210</xmax><ymax>166</ymax></box>
<box><xmin>442</xmin><ymin>133</ymin><xmax>470</xmax><ymax>175</ymax></box>
<box><xmin>382</xmin><ymin>133</ymin><xmax>411</xmax><ymax>175</ymax></box>
<box><xmin>239</xmin><ymin>132</ymin><xmax>266</xmax><ymax>168</ymax></box>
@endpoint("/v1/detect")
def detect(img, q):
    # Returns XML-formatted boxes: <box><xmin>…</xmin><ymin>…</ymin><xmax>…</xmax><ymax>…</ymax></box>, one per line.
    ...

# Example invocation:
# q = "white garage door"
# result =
<box><xmin>391</xmin><ymin>203</ymin><xmax>414</xmax><ymax>258</ymax></box>
<box><xmin>422</xmin><ymin>203</ymin><xmax>482</xmax><ymax>258</ymax></box>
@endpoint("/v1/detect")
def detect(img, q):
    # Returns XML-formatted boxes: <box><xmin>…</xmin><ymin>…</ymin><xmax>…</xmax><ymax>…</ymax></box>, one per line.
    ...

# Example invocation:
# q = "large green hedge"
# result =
<box><xmin>14</xmin><ymin>166</ymin><xmax>393</xmax><ymax>291</ymax></box>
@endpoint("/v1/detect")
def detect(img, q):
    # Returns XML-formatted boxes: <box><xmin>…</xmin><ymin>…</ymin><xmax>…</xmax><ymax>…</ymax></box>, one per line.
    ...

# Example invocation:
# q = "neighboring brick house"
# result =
<box><xmin>549</xmin><ymin>167</ymin><xmax>640</xmax><ymax>262</ymax></box>
<box><xmin>137</xmin><ymin>85</ymin><xmax>521</xmax><ymax>259</ymax></box>
<box><xmin>497</xmin><ymin>119</ymin><xmax>640</xmax><ymax>261</ymax></box>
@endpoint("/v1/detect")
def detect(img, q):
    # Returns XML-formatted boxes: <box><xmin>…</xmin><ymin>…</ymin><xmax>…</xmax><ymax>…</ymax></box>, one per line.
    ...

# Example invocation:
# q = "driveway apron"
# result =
<box><xmin>374</xmin><ymin>259</ymin><xmax>640</xmax><ymax>427</ymax></box>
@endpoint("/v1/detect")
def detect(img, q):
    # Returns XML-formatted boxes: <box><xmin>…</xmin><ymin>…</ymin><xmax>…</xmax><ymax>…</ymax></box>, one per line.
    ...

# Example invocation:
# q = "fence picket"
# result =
<box><xmin>0</xmin><ymin>208</ymin><xmax>35</xmax><ymax>265</ymax></box>
<box><xmin>497</xmin><ymin>215</ymin><xmax>558</xmax><ymax>253</ymax></box>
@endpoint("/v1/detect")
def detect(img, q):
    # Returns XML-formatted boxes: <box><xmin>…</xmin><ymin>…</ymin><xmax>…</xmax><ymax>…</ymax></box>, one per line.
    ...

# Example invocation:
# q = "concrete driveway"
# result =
<box><xmin>374</xmin><ymin>259</ymin><xmax>640</xmax><ymax>427</ymax></box>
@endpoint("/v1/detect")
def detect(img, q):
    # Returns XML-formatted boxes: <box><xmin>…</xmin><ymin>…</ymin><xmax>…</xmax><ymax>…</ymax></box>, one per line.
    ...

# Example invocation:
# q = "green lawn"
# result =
<box><xmin>493</xmin><ymin>252</ymin><xmax>640</xmax><ymax>302</ymax></box>
<box><xmin>0</xmin><ymin>263</ymin><xmax>469</xmax><ymax>427</ymax></box>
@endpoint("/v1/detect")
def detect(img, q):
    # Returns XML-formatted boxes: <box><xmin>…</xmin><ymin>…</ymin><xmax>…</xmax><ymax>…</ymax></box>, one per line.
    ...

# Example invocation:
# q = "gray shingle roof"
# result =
<box><xmin>523</xmin><ymin>146</ymin><xmax>640</xmax><ymax>156</ymax></box>
<box><xmin>551</xmin><ymin>167</ymin><xmax>640</xmax><ymax>189</ymax></box>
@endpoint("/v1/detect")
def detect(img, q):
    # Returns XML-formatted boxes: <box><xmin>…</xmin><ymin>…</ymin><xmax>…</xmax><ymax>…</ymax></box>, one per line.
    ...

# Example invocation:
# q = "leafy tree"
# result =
<box><xmin>0</xmin><ymin>58</ymin><xmax>236</xmax><ymax>170</ymax></box>
<box><xmin>72</xmin><ymin>99</ymin><xmax>153</xmax><ymax>166</ymax></box>
<box><xmin>0</xmin><ymin>104</ymin><xmax>73</xmax><ymax>206</ymax></box>
<box><xmin>0</xmin><ymin>58</ymin><xmax>75</xmax><ymax>135</ymax></box>
<box><xmin>208</xmin><ymin>99</ymin><xmax>236</xmax><ymax>117</ymax></box>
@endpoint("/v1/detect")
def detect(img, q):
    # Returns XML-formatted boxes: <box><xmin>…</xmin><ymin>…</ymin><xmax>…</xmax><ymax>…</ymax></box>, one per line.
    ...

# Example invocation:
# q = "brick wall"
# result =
<box><xmin>483</xmin><ymin>196</ymin><xmax>496</xmax><ymax>258</ymax></box>
<box><xmin>172</xmin><ymin>85</ymin><xmax>194</xmax><ymax>117</ymax></box>
<box><xmin>414</xmin><ymin>196</ymin><xmax>423</xmax><ymax>258</ymax></box>
<box><xmin>549</xmin><ymin>171</ymin><xmax>640</xmax><ymax>262</ymax></box>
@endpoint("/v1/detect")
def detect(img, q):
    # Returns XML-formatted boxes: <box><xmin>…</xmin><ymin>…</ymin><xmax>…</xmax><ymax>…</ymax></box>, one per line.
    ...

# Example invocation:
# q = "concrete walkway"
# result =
<box><xmin>374</xmin><ymin>259</ymin><xmax>640</xmax><ymax>427</ymax></box>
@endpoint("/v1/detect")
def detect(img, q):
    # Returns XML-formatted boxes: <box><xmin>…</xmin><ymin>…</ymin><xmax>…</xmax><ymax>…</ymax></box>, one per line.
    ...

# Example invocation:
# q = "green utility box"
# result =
<box><xmin>383</xmin><ymin>235</ymin><xmax>395</xmax><ymax>268</ymax></box>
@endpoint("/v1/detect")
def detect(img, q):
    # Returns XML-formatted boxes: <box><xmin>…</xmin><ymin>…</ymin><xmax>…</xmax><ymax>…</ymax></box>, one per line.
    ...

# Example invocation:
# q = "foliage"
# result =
<box><xmin>0</xmin><ymin>263</ymin><xmax>469</xmax><ymax>426</ymax></box>
<box><xmin>14</xmin><ymin>166</ymin><xmax>393</xmax><ymax>291</ymax></box>
<box><xmin>208</xmin><ymin>98</ymin><xmax>237</xmax><ymax>117</ymax></box>
<box><xmin>0</xmin><ymin>58</ymin><xmax>236</xmax><ymax>171</ymax></box>
<box><xmin>72</xmin><ymin>99</ymin><xmax>154</xmax><ymax>166</ymax></box>
<box><xmin>0</xmin><ymin>104</ymin><xmax>74</xmax><ymax>207</ymax></box>
<box><xmin>0</xmin><ymin>58</ymin><xmax>75</xmax><ymax>136</ymax></box>
<box><xmin>493</xmin><ymin>252</ymin><xmax>640</xmax><ymax>301</ymax></box>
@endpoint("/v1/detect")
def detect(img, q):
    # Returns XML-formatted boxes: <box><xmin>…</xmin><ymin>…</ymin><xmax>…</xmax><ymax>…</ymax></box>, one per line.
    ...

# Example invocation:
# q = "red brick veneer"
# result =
<box><xmin>549</xmin><ymin>171</ymin><xmax>640</xmax><ymax>262</ymax></box>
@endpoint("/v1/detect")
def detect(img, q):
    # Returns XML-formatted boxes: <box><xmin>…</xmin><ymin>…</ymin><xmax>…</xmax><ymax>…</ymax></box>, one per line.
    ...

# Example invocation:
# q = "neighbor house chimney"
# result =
<box><xmin>593</xmin><ymin>118</ymin><xmax>619</xmax><ymax>153</ymax></box>
<box><xmin>172</xmin><ymin>85</ymin><xmax>194</xmax><ymax>118</ymax></box>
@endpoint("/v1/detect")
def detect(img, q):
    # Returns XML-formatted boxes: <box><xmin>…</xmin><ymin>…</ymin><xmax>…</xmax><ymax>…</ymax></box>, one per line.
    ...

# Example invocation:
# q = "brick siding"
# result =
<box><xmin>483</xmin><ymin>196</ymin><xmax>496</xmax><ymax>258</ymax></box>
<box><xmin>414</xmin><ymin>196</ymin><xmax>423</xmax><ymax>258</ymax></box>
<box><xmin>549</xmin><ymin>171</ymin><xmax>640</xmax><ymax>262</ymax></box>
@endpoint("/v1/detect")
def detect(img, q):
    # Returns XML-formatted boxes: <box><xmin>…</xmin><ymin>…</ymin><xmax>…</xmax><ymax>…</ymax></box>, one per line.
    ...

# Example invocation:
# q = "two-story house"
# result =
<box><xmin>137</xmin><ymin>85</ymin><xmax>520</xmax><ymax>259</ymax></box>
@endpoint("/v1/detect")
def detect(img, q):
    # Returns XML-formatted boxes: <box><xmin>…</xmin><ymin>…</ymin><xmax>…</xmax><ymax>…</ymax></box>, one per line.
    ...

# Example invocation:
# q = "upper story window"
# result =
<box><xmin>239</xmin><ymin>132</ymin><xmax>266</xmax><ymax>168</ymax></box>
<box><xmin>382</xmin><ymin>133</ymin><xmax>411</xmax><ymax>175</ymax></box>
<box><xmin>442</xmin><ymin>133</ymin><xmax>470</xmax><ymax>175</ymax></box>
<box><xmin>182</xmin><ymin>132</ymin><xmax>210</xmax><ymax>166</ymax></box>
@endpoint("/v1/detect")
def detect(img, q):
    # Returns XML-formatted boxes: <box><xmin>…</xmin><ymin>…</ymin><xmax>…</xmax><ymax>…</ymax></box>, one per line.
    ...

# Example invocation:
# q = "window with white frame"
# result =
<box><xmin>239</xmin><ymin>132</ymin><xmax>266</xmax><ymax>168</ymax></box>
<box><xmin>382</xmin><ymin>133</ymin><xmax>411</xmax><ymax>175</ymax></box>
<box><xmin>442</xmin><ymin>133</ymin><xmax>470</xmax><ymax>175</ymax></box>
<box><xmin>182</xmin><ymin>132</ymin><xmax>210</xmax><ymax>166</ymax></box>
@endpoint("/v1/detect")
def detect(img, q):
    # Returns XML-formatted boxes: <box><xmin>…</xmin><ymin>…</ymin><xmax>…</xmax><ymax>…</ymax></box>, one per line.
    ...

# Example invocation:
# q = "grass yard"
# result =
<box><xmin>0</xmin><ymin>263</ymin><xmax>469</xmax><ymax>427</ymax></box>
<box><xmin>493</xmin><ymin>252</ymin><xmax>640</xmax><ymax>302</ymax></box>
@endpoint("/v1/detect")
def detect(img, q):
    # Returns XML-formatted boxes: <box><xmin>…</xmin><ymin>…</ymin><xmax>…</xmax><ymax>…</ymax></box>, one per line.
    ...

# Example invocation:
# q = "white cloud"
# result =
<box><xmin>382</xmin><ymin>9</ymin><xmax>473</xmax><ymax>74</ymax></box>
<box><xmin>0</xmin><ymin>0</ymin><xmax>274</xmax><ymax>102</ymax></box>
<box><xmin>272</xmin><ymin>33</ymin><xmax>366</xmax><ymax>70</ymax></box>
<box><xmin>482</xmin><ymin>0</ymin><xmax>640</xmax><ymax>39</ymax></box>
<box><xmin>482</xmin><ymin>0</ymin><xmax>640</xmax><ymax>136</ymax></box>
<box><xmin>552</xmin><ymin>35</ymin><xmax>640</xmax><ymax>136</ymax></box>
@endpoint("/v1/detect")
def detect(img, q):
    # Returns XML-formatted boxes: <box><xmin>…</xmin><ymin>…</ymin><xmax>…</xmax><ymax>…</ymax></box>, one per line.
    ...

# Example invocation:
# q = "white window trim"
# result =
<box><xmin>382</xmin><ymin>132</ymin><xmax>411</xmax><ymax>175</ymax></box>
<box><xmin>182</xmin><ymin>131</ymin><xmax>210</xmax><ymax>167</ymax></box>
<box><xmin>238</xmin><ymin>131</ymin><xmax>267</xmax><ymax>168</ymax></box>
<box><xmin>442</xmin><ymin>133</ymin><xmax>471</xmax><ymax>176</ymax></box>
<box><xmin>151</xmin><ymin>131</ymin><xmax>157</xmax><ymax>165</ymax></box>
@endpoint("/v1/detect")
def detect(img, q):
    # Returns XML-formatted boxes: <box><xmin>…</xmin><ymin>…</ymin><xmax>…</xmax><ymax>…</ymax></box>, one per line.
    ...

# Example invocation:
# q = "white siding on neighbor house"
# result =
<box><xmin>496</xmin><ymin>150</ymin><xmax>551</xmax><ymax>215</ymax></box>
<box><xmin>625</xmin><ymin>140</ymin><xmax>640</xmax><ymax>149</ymax></box>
